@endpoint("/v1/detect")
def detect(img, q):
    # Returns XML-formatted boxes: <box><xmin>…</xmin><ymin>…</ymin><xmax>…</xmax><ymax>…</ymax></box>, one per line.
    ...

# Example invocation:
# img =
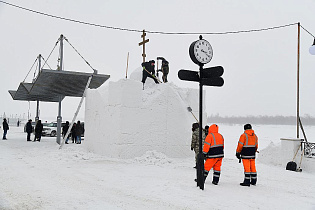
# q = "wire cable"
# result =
<box><xmin>41</xmin><ymin>56</ymin><xmax>53</xmax><ymax>70</ymax></box>
<box><xmin>23</xmin><ymin>57</ymin><xmax>38</xmax><ymax>82</ymax></box>
<box><xmin>0</xmin><ymin>0</ymin><xmax>301</xmax><ymax>35</ymax></box>
<box><xmin>300</xmin><ymin>25</ymin><xmax>315</xmax><ymax>38</ymax></box>
<box><xmin>64</xmin><ymin>36</ymin><xmax>96</xmax><ymax>72</ymax></box>
<box><xmin>41</xmin><ymin>38</ymin><xmax>60</xmax><ymax>71</ymax></box>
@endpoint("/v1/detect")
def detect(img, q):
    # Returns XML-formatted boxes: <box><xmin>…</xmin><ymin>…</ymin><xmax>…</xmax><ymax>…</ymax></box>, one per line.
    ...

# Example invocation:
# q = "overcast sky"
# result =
<box><xmin>1</xmin><ymin>0</ymin><xmax>315</xmax><ymax>121</ymax></box>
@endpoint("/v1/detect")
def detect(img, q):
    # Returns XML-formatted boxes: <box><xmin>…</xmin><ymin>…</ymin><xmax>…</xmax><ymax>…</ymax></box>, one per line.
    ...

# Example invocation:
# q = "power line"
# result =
<box><xmin>0</xmin><ymin>0</ymin><xmax>304</xmax><ymax>36</ymax></box>
<box><xmin>300</xmin><ymin>25</ymin><xmax>315</xmax><ymax>38</ymax></box>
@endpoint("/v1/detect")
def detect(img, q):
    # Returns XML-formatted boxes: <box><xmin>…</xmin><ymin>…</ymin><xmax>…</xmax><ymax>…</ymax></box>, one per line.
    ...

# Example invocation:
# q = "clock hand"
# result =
<box><xmin>201</xmin><ymin>49</ymin><xmax>210</xmax><ymax>58</ymax></box>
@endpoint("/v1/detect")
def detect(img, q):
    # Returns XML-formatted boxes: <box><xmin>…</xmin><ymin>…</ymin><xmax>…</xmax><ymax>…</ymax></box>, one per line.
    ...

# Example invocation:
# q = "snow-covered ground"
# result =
<box><xmin>1</xmin><ymin>125</ymin><xmax>315</xmax><ymax>210</ymax></box>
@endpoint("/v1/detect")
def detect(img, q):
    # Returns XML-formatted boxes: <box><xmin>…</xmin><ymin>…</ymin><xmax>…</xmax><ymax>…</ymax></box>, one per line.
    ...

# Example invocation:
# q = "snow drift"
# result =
<box><xmin>84</xmin><ymin>67</ymin><xmax>207</xmax><ymax>158</ymax></box>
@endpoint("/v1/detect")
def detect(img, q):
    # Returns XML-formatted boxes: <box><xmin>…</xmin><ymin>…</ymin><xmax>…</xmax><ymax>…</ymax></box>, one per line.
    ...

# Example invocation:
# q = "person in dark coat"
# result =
<box><xmin>141</xmin><ymin>60</ymin><xmax>159</xmax><ymax>88</ymax></box>
<box><xmin>157</xmin><ymin>57</ymin><xmax>169</xmax><ymax>83</ymax></box>
<box><xmin>34</xmin><ymin>120</ymin><xmax>43</xmax><ymax>142</ymax></box>
<box><xmin>25</xmin><ymin>119</ymin><xmax>33</xmax><ymax>141</ymax></box>
<box><xmin>62</xmin><ymin>121</ymin><xmax>70</xmax><ymax>144</ymax></box>
<box><xmin>71</xmin><ymin>123</ymin><xmax>76</xmax><ymax>143</ymax></box>
<box><xmin>75</xmin><ymin>121</ymin><xmax>84</xmax><ymax>144</ymax></box>
<box><xmin>2</xmin><ymin>118</ymin><xmax>9</xmax><ymax>140</ymax></box>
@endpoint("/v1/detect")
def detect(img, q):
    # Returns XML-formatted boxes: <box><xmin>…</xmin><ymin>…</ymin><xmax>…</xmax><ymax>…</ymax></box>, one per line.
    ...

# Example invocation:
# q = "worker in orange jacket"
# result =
<box><xmin>203</xmin><ymin>124</ymin><xmax>224</xmax><ymax>185</ymax></box>
<box><xmin>236</xmin><ymin>124</ymin><xmax>258</xmax><ymax>186</ymax></box>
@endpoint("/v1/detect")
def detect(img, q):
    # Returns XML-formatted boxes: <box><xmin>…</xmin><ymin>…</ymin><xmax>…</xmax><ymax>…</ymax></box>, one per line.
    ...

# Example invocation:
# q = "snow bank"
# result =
<box><xmin>259</xmin><ymin>140</ymin><xmax>315</xmax><ymax>173</ymax></box>
<box><xmin>84</xmin><ymin>67</ymin><xmax>207</xmax><ymax>158</ymax></box>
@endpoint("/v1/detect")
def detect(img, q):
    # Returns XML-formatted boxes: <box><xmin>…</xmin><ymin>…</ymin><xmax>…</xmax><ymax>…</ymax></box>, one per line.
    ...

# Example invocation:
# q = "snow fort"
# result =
<box><xmin>84</xmin><ymin>67</ymin><xmax>207</xmax><ymax>158</ymax></box>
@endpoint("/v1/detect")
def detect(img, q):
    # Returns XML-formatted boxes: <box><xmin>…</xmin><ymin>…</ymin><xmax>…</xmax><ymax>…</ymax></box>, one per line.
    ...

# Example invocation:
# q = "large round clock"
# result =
<box><xmin>189</xmin><ymin>39</ymin><xmax>213</xmax><ymax>65</ymax></box>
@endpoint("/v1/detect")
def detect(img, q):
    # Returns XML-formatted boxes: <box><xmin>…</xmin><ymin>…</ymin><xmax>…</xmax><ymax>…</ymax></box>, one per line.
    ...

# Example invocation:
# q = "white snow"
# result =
<box><xmin>84</xmin><ymin>67</ymin><xmax>206</xmax><ymax>158</ymax></box>
<box><xmin>1</xmin><ymin>125</ymin><xmax>315</xmax><ymax>210</ymax></box>
<box><xmin>1</xmin><ymin>72</ymin><xmax>315</xmax><ymax>209</ymax></box>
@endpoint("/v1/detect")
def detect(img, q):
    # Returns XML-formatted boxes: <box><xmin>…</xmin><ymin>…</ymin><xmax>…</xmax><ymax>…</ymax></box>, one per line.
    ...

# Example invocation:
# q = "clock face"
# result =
<box><xmin>193</xmin><ymin>40</ymin><xmax>213</xmax><ymax>64</ymax></box>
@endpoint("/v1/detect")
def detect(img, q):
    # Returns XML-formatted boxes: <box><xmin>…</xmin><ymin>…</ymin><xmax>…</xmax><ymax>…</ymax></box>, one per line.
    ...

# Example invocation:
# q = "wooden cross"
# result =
<box><xmin>138</xmin><ymin>30</ymin><xmax>149</xmax><ymax>63</ymax></box>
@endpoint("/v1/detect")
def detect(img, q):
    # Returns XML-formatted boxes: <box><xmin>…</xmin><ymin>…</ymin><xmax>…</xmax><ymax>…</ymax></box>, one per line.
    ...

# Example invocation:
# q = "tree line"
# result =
<box><xmin>208</xmin><ymin>114</ymin><xmax>315</xmax><ymax>125</ymax></box>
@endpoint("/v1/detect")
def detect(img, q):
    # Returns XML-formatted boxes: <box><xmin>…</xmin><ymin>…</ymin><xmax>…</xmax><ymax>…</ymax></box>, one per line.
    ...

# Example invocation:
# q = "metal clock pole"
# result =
<box><xmin>198</xmin><ymin>62</ymin><xmax>204</xmax><ymax>190</ymax></box>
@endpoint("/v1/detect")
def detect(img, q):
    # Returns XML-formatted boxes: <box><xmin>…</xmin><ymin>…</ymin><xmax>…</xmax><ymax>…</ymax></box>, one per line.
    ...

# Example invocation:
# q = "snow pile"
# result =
<box><xmin>84</xmin><ymin>67</ymin><xmax>206</xmax><ymax>158</ymax></box>
<box><xmin>258</xmin><ymin>142</ymin><xmax>282</xmax><ymax>166</ymax></box>
<box><xmin>132</xmin><ymin>150</ymin><xmax>172</xmax><ymax>166</ymax></box>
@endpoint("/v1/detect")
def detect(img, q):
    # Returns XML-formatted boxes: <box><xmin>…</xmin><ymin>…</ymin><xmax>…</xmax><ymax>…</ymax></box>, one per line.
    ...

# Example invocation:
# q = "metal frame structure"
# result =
<box><xmin>9</xmin><ymin>34</ymin><xmax>110</xmax><ymax>144</ymax></box>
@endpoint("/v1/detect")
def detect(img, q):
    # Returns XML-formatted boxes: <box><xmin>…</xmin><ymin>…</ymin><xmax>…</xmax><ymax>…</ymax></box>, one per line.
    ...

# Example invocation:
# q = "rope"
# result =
<box><xmin>0</xmin><ymin>1</ymin><xmax>303</xmax><ymax>36</ymax></box>
<box><xmin>64</xmin><ymin>36</ymin><xmax>95</xmax><ymax>72</ymax></box>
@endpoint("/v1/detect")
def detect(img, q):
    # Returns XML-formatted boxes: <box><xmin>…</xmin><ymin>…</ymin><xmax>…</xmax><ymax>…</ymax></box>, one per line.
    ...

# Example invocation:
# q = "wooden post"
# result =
<box><xmin>297</xmin><ymin>22</ymin><xmax>300</xmax><ymax>139</ymax></box>
<box><xmin>126</xmin><ymin>52</ymin><xmax>129</xmax><ymax>79</ymax></box>
<box><xmin>139</xmin><ymin>30</ymin><xmax>149</xmax><ymax>63</ymax></box>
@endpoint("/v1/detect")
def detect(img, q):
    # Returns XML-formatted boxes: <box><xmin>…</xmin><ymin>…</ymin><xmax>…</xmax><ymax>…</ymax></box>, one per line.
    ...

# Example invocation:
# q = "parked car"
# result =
<box><xmin>42</xmin><ymin>122</ymin><xmax>84</xmax><ymax>137</ymax></box>
<box><xmin>42</xmin><ymin>122</ymin><xmax>66</xmax><ymax>137</ymax></box>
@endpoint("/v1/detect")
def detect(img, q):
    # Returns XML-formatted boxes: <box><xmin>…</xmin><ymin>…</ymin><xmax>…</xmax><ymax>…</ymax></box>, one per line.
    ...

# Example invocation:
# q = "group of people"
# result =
<box><xmin>62</xmin><ymin>121</ymin><xmax>84</xmax><ymax>144</ymax></box>
<box><xmin>25</xmin><ymin>119</ymin><xmax>44</xmax><ymax>142</ymax></box>
<box><xmin>141</xmin><ymin>57</ymin><xmax>169</xmax><ymax>89</ymax></box>
<box><xmin>25</xmin><ymin>120</ymin><xmax>84</xmax><ymax>144</ymax></box>
<box><xmin>191</xmin><ymin>123</ymin><xmax>258</xmax><ymax>187</ymax></box>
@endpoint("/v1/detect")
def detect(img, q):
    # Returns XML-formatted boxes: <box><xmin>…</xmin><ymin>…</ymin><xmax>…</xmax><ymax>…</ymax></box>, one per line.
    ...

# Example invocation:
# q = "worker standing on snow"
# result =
<box><xmin>203</xmin><ymin>124</ymin><xmax>224</xmax><ymax>185</ymax></box>
<box><xmin>236</xmin><ymin>124</ymin><xmax>258</xmax><ymax>186</ymax></box>
<box><xmin>157</xmin><ymin>57</ymin><xmax>169</xmax><ymax>83</ymax></box>
<box><xmin>141</xmin><ymin>60</ymin><xmax>159</xmax><ymax>88</ymax></box>
<box><xmin>191</xmin><ymin>122</ymin><xmax>206</xmax><ymax>168</ymax></box>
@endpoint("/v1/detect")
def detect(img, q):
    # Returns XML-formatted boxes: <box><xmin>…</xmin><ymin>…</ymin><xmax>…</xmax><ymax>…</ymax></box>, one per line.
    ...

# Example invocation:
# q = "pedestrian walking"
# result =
<box><xmin>236</xmin><ymin>124</ymin><xmax>258</xmax><ymax>186</ymax></box>
<box><xmin>25</xmin><ymin>119</ymin><xmax>33</xmax><ymax>141</ymax></box>
<box><xmin>203</xmin><ymin>124</ymin><xmax>224</xmax><ymax>185</ymax></box>
<box><xmin>2</xmin><ymin>118</ymin><xmax>9</xmax><ymax>140</ymax></box>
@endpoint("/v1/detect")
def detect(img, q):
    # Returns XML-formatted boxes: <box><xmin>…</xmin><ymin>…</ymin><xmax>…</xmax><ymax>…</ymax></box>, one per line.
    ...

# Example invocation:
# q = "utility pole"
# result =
<box><xmin>297</xmin><ymin>22</ymin><xmax>300</xmax><ymax>139</ymax></box>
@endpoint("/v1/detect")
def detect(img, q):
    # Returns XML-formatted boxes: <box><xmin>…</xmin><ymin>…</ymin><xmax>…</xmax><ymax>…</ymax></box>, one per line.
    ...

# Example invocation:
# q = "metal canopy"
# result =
<box><xmin>9</xmin><ymin>82</ymin><xmax>63</xmax><ymax>102</ymax></box>
<box><xmin>30</xmin><ymin>69</ymin><xmax>110</xmax><ymax>97</ymax></box>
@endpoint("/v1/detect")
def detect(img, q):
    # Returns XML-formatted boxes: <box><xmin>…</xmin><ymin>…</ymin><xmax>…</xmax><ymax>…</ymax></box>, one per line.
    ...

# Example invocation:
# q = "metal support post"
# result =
<box><xmin>35</xmin><ymin>54</ymin><xmax>41</xmax><ymax>122</ymax></box>
<box><xmin>57</xmin><ymin>34</ymin><xmax>64</xmax><ymax>144</ymax></box>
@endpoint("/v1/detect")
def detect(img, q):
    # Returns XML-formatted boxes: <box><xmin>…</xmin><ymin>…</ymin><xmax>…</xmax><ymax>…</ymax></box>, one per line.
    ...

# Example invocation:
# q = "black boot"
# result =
<box><xmin>250</xmin><ymin>172</ymin><xmax>257</xmax><ymax>185</ymax></box>
<box><xmin>240</xmin><ymin>173</ymin><xmax>250</xmax><ymax>186</ymax></box>
<box><xmin>212</xmin><ymin>170</ymin><xmax>220</xmax><ymax>185</ymax></box>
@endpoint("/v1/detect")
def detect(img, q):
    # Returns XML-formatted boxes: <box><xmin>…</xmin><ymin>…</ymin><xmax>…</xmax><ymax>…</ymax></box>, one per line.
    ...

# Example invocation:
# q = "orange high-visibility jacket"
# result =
<box><xmin>236</xmin><ymin>129</ymin><xmax>258</xmax><ymax>159</ymax></box>
<box><xmin>203</xmin><ymin>124</ymin><xmax>224</xmax><ymax>158</ymax></box>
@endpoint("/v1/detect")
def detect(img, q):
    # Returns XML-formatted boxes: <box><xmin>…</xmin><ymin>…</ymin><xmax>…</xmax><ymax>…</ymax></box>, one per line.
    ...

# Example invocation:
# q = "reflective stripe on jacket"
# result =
<box><xmin>236</xmin><ymin>129</ymin><xmax>258</xmax><ymax>159</ymax></box>
<box><xmin>203</xmin><ymin>124</ymin><xmax>224</xmax><ymax>158</ymax></box>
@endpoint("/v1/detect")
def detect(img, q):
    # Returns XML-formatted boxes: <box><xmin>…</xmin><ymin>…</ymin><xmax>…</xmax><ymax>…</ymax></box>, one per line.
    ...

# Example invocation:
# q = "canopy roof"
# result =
<box><xmin>9</xmin><ymin>69</ymin><xmax>110</xmax><ymax>101</ymax></box>
<box><xmin>9</xmin><ymin>82</ymin><xmax>63</xmax><ymax>102</ymax></box>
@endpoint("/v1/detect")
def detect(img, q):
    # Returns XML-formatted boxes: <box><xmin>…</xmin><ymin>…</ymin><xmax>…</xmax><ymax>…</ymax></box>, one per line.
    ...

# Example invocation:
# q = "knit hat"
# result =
<box><xmin>244</xmin><ymin>124</ymin><xmax>252</xmax><ymax>130</ymax></box>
